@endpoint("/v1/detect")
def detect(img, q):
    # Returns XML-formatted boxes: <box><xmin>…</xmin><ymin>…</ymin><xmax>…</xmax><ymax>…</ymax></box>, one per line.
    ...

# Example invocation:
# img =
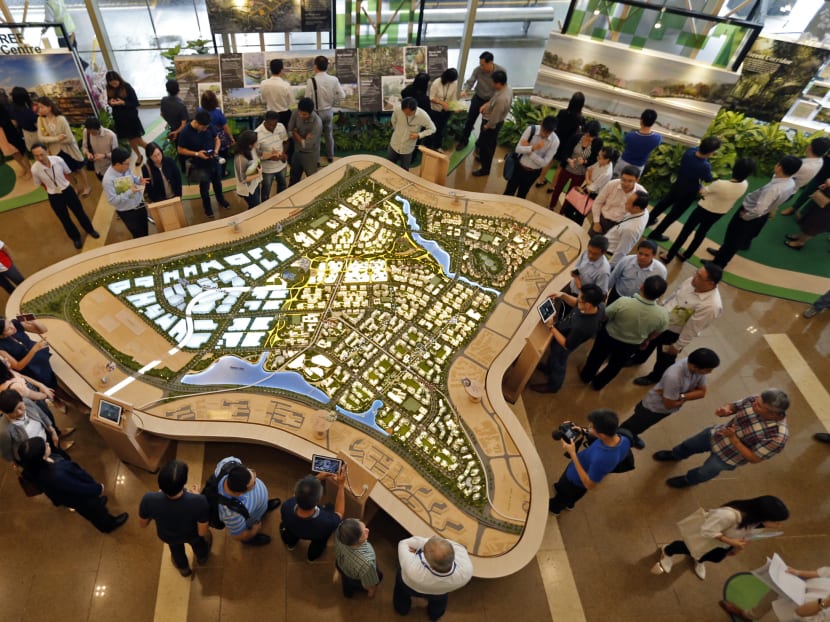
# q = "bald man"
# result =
<box><xmin>394</xmin><ymin>535</ymin><xmax>473</xmax><ymax>620</ymax></box>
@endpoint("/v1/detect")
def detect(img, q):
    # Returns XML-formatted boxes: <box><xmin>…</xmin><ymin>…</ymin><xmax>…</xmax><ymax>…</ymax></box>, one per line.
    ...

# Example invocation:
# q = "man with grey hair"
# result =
<box><xmin>334</xmin><ymin>518</ymin><xmax>382</xmax><ymax>597</ymax></box>
<box><xmin>394</xmin><ymin>534</ymin><xmax>473</xmax><ymax>620</ymax></box>
<box><xmin>653</xmin><ymin>389</ymin><xmax>790</xmax><ymax>488</ymax></box>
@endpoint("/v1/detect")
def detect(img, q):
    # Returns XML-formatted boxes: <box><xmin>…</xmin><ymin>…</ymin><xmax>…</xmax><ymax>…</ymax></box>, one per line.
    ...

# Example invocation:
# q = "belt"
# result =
<box><xmin>519</xmin><ymin>163</ymin><xmax>540</xmax><ymax>173</ymax></box>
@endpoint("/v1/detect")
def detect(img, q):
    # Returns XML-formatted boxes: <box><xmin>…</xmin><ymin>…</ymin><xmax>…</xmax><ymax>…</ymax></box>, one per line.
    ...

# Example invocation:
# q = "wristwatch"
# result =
<box><xmin>680</xmin><ymin>393</ymin><xmax>687</xmax><ymax>402</ymax></box>
<box><xmin>819</xmin><ymin>598</ymin><xmax>827</xmax><ymax>609</ymax></box>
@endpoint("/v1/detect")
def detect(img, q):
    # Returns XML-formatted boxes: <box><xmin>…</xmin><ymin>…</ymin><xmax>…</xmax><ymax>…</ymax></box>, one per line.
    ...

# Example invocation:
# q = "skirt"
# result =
<box><xmin>112</xmin><ymin>107</ymin><xmax>145</xmax><ymax>140</ymax></box>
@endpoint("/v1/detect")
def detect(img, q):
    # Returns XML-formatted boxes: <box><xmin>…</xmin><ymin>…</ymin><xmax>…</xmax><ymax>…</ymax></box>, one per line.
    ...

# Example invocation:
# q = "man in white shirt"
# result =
<box><xmin>608</xmin><ymin>239</ymin><xmax>666</xmax><ymax>303</ymax></box>
<box><xmin>709</xmin><ymin>156</ymin><xmax>801</xmax><ymax>268</ymax></box>
<box><xmin>387</xmin><ymin>97</ymin><xmax>435</xmax><ymax>171</ymax></box>
<box><xmin>627</xmin><ymin>261</ymin><xmax>723</xmax><ymax>385</ymax></box>
<box><xmin>605</xmin><ymin>191</ymin><xmax>650</xmax><ymax>267</ymax></box>
<box><xmin>779</xmin><ymin>136</ymin><xmax>830</xmax><ymax>216</ymax></box>
<box><xmin>103</xmin><ymin>147</ymin><xmax>147</xmax><ymax>238</ymax></box>
<box><xmin>30</xmin><ymin>143</ymin><xmax>99</xmax><ymax>249</ymax></box>
<box><xmin>394</xmin><ymin>535</ymin><xmax>473</xmax><ymax>621</ymax></box>
<box><xmin>260</xmin><ymin>59</ymin><xmax>294</xmax><ymax>129</ymax></box>
<box><xmin>591</xmin><ymin>165</ymin><xmax>646</xmax><ymax>233</ymax></box>
<box><xmin>306</xmin><ymin>55</ymin><xmax>345</xmax><ymax>163</ymax></box>
<box><xmin>503</xmin><ymin>115</ymin><xmax>559</xmax><ymax>199</ymax></box>
<box><xmin>255</xmin><ymin>111</ymin><xmax>288</xmax><ymax>201</ymax></box>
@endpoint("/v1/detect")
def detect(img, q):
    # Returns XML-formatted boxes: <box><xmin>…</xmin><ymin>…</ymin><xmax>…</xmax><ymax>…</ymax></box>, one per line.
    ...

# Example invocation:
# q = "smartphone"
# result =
<box><xmin>571</xmin><ymin>269</ymin><xmax>580</xmax><ymax>277</ymax></box>
<box><xmin>538</xmin><ymin>299</ymin><xmax>556</xmax><ymax>324</ymax></box>
<box><xmin>16</xmin><ymin>314</ymin><xmax>35</xmax><ymax>322</ymax></box>
<box><xmin>311</xmin><ymin>454</ymin><xmax>343</xmax><ymax>474</ymax></box>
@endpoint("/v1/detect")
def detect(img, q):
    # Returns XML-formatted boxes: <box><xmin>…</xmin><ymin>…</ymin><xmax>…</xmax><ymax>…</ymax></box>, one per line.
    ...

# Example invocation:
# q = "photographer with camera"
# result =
<box><xmin>549</xmin><ymin>409</ymin><xmax>631</xmax><ymax>515</ymax></box>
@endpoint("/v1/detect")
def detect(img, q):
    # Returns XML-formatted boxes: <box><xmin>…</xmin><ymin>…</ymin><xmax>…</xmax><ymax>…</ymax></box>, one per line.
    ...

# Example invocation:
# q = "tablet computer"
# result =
<box><xmin>311</xmin><ymin>454</ymin><xmax>343</xmax><ymax>474</ymax></box>
<box><xmin>538</xmin><ymin>299</ymin><xmax>556</xmax><ymax>323</ymax></box>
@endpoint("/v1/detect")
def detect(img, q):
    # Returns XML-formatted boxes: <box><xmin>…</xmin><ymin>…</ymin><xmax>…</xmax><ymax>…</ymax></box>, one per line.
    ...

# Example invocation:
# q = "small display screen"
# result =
<box><xmin>311</xmin><ymin>454</ymin><xmax>343</xmax><ymax>474</ymax></box>
<box><xmin>538</xmin><ymin>299</ymin><xmax>556</xmax><ymax>323</ymax></box>
<box><xmin>98</xmin><ymin>400</ymin><xmax>123</xmax><ymax>426</ymax></box>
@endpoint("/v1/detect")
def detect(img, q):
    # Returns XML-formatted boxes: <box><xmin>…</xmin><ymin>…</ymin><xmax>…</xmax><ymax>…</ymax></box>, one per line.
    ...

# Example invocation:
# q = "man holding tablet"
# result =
<box><xmin>280</xmin><ymin>465</ymin><xmax>346</xmax><ymax>561</ymax></box>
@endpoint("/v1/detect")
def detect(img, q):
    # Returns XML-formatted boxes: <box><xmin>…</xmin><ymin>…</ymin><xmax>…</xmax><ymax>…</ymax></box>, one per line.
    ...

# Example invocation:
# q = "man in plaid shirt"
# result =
<box><xmin>652</xmin><ymin>389</ymin><xmax>789</xmax><ymax>487</ymax></box>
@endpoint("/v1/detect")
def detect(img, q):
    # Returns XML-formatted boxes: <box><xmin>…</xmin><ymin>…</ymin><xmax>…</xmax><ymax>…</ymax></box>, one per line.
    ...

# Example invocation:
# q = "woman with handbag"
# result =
<box><xmin>548</xmin><ymin>120</ymin><xmax>603</xmax><ymax>211</ymax></box>
<box><xmin>36</xmin><ymin>96</ymin><xmax>91</xmax><ymax>197</ymax></box>
<box><xmin>651</xmin><ymin>495</ymin><xmax>789</xmax><ymax>580</ymax></box>
<box><xmin>784</xmin><ymin>178</ymin><xmax>830</xmax><ymax>250</ymax></box>
<box><xmin>82</xmin><ymin>116</ymin><xmax>118</xmax><ymax>180</ymax></box>
<box><xmin>562</xmin><ymin>146</ymin><xmax>616</xmax><ymax>225</ymax></box>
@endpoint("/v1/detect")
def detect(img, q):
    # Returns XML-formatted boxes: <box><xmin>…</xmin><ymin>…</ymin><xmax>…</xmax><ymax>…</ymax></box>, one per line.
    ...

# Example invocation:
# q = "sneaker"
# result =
<box><xmin>243</xmin><ymin>533</ymin><xmax>271</xmax><ymax>546</ymax></box>
<box><xmin>694</xmin><ymin>562</ymin><xmax>706</xmax><ymax>580</ymax></box>
<box><xmin>803</xmin><ymin>306</ymin><xmax>821</xmax><ymax>319</ymax></box>
<box><xmin>218</xmin><ymin>157</ymin><xmax>227</xmax><ymax>165</ymax></box>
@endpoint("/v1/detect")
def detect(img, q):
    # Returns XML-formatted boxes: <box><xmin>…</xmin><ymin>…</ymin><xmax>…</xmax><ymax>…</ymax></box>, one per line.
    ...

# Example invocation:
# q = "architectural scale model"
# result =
<box><xmin>9</xmin><ymin>156</ymin><xmax>585</xmax><ymax>576</ymax></box>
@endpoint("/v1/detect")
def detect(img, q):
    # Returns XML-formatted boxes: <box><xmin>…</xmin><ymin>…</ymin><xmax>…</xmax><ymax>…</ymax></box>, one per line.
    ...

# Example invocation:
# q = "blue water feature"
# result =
<box><xmin>396</xmin><ymin>196</ymin><xmax>500</xmax><ymax>296</ymax></box>
<box><xmin>336</xmin><ymin>399</ymin><xmax>389</xmax><ymax>436</ymax></box>
<box><xmin>182</xmin><ymin>354</ymin><xmax>331</xmax><ymax>404</ymax></box>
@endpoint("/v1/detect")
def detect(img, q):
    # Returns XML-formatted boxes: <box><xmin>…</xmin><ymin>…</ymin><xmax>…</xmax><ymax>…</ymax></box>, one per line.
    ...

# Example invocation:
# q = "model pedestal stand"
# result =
<box><xmin>147</xmin><ymin>197</ymin><xmax>188</xmax><ymax>232</ymax></box>
<box><xmin>89</xmin><ymin>393</ymin><xmax>174</xmax><ymax>473</ymax></box>
<box><xmin>502</xmin><ymin>321</ymin><xmax>553</xmax><ymax>404</ymax></box>
<box><xmin>418</xmin><ymin>145</ymin><xmax>449</xmax><ymax>186</ymax></box>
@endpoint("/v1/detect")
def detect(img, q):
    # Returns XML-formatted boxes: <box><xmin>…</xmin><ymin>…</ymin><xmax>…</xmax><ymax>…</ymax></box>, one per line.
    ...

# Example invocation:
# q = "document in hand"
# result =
<box><xmin>753</xmin><ymin>553</ymin><xmax>806</xmax><ymax>605</ymax></box>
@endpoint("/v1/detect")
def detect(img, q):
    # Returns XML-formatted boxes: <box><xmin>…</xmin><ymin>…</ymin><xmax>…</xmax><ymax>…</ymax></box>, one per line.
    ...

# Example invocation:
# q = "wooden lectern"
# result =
<box><xmin>89</xmin><ymin>393</ymin><xmax>174</xmax><ymax>472</ymax></box>
<box><xmin>320</xmin><ymin>450</ymin><xmax>379</xmax><ymax>523</ymax></box>
<box><xmin>147</xmin><ymin>197</ymin><xmax>188</xmax><ymax>232</ymax></box>
<box><xmin>502</xmin><ymin>321</ymin><xmax>554</xmax><ymax>404</ymax></box>
<box><xmin>418</xmin><ymin>145</ymin><xmax>450</xmax><ymax>186</ymax></box>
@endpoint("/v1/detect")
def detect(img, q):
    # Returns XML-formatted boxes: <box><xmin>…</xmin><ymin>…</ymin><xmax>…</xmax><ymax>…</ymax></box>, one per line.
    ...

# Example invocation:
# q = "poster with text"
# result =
<box><xmin>301</xmin><ymin>0</ymin><xmax>331</xmax><ymax>31</ymax></box>
<box><xmin>175</xmin><ymin>56</ymin><xmax>221</xmax><ymax>113</ymax></box>
<box><xmin>335</xmin><ymin>48</ymin><xmax>360</xmax><ymax>112</ymax></box>
<box><xmin>359</xmin><ymin>47</ymin><xmax>404</xmax><ymax>112</ymax></box>
<box><xmin>221</xmin><ymin>54</ymin><xmax>244</xmax><ymax>90</ymax></box>
<box><xmin>427</xmin><ymin>46</ymin><xmax>449</xmax><ymax>79</ymax></box>
<box><xmin>0</xmin><ymin>52</ymin><xmax>94</xmax><ymax>123</ymax></box>
<box><xmin>726</xmin><ymin>38</ymin><xmax>830</xmax><ymax>122</ymax></box>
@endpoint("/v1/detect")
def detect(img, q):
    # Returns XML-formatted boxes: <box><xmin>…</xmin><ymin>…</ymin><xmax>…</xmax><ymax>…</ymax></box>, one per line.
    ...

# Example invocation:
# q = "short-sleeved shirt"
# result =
<box><xmin>675</xmin><ymin>147</ymin><xmax>713</xmax><ymax>190</ymax></box>
<box><xmin>641</xmin><ymin>357</ymin><xmax>706</xmax><ymax>415</ymax></box>
<box><xmin>160</xmin><ymin>96</ymin><xmax>189</xmax><ymax>132</ymax></box>
<box><xmin>605</xmin><ymin>294</ymin><xmax>669</xmax><ymax>345</ymax></box>
<box><xmin>709</xmin><ymin>396</ymin><xmax>789</xmax><ymax>466</ymax></box>
<box><xmin>178</xmin><ymin>123</ymin><xmax>217</xmax><ymax>168</ymax></box>
<box><xmin>279</xmin><ymin>497</ymin><xmax>341</xmax><ymax>541</ymax></box>
<box><xmin>334</xmin><ymin>528</ymin><xmax>380</xmax><ymax>588</ymax></box>
<box><xmin>557</xmin><ymin>306</ymin><xmax>604</xmax><ymax>352</ymax></box>
<box><xmin>139</xmin><ymin>491</ymin><xmax>209</xmax><ymax>543</ymax></box>
<box><xmin>609</xmin><ymin>255</ymin><xmax>667</xmax><ymax>298</ymax></box>
<box><xmin>569</xmin><ymin>251</ymin><xmax>610</xmax><ymax>294</ymax></box>
<box><xmin>215</xmin><ymin>456</ymin><xmax>270</xmax><ymax>535</ymax></box>
<box><xmin>565</xmin><ymin>435</ymin><xmax>631</xmax><ymax>488</ymax></box>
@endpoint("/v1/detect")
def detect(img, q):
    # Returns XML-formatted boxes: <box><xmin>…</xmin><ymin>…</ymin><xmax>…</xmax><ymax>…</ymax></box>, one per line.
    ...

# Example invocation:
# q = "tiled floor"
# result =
<box><xmin>0</xmin><ymin>141</ymin><xmax>828</xmax><ymax>622</ymax></box>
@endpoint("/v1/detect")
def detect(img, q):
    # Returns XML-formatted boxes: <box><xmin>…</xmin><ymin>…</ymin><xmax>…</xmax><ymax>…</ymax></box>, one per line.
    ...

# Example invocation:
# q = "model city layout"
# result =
<box><xmin>25</xmin><ymin>166</ymin><xmax>551</xmax><ymax>516</ymax></box>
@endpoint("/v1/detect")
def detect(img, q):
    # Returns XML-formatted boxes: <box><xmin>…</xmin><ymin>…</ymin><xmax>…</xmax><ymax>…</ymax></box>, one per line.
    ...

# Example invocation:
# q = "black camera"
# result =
<box><xmin>552</xmin><ymin>422</ymin><xmax>583</xmax><ymax>443</ymax></box>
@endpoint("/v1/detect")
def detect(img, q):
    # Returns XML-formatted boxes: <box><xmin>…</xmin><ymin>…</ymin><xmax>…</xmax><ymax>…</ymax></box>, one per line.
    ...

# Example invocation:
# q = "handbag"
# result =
<box><xmin>810</xmin><ymin>187</ymin><xmax>830</xmax><ymax>208</ymax></box>
<box><xmin>503</xmin><ymin>125</ymin><xmax>538</xmax><ymax>181</ymax></box>
<box><xmin>565</xmin><ymin>186</ymin><xmax>594</xmax><ymax>215</ymax></box>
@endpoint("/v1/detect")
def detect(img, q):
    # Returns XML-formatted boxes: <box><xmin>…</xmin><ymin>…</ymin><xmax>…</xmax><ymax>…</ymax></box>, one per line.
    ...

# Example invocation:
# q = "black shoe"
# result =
<box><xmin>814</xmin><ymin>433</ymin><xmax>830</xmax><ymax>444</ymax></box>
<box><xmin>666</xmin><ymin>476</ymin><xmax>692</xmax><ymax>488</ymax></box>
<box><xmin>456</xmin><ymin>139</ymin><xmax>468</xmax><ymax>150</ymax></box>
<box><xmin>219</xmin><ymin>201</ymin><xmax>231</xmax><ymax>210</ymax></box>
<box><xmin>632</xmin><ymin>436</ymin><xmax>646</xmax><ymax>450</ymax></box>
<box><xmin>653</xmin><ymin>450</ymin><xmax>680</xmax><ymax>462</ymax></box>
<box><xmin>177</xmin><ymin>565</ymin><xmax>192</xmax><ymax>577</ymax></box>
<box><xmin>266</xmin><ymin>498</ymin><xmax>282</xmax><ymax>514</ymax></box>
<box><xmin>88</xmin><ymin>230</ymin><xmax>101</xmax><ymax>239</ymax></box>
<box><xmin>205</xmin><ymin>211</ymin><xmax>215</xmax><ymax>218</ymax></box>
<box><xmin>109</xmin><ymin>512</ymin><xmax>129</xmax><ymax>531</ymax></box>
<box><xmin>649</xmin><ymin>233</ymin><xmax>669</xmax><ymax>242</ymax></box>
<box><xmin>706</xmin><ymin>247</ymin><xmax>719</xmax><ymax>256</ymax></box>
<box><xmin>244</xmin><ymin>533</ymin><xmax>272</xmax><ymax>546</ymax></box>
<box><xmin>471</xmin><ymin>169</ymin><xmax>490</xmax><ymax>177</ymax></box>
<box><xmin>548</xmin><ymin>498</ymin><xmax>562</xmax><ymax>515</ymax></box>
<box><xmin>676</xmin><ymin>252</ymin><xmax>687</xmax><ymax>262</ymax></box>
<box><xmin>633</xmin><ymin>376</ymin><xmax>657</xmax><ymax>387</ymax></box>
<box><xmin>622</xmin><ymin>357</ymin><xmax>642</xmax><ymax>368</ymax></box>
<box><xmin>73</xmin><ymin>238</ymin><xmax>83</xmax><ymax>249</ymax></box>
<box><xmin>327</xmin><ymin>156</ymin><xmax>334</xmax><ymax>163</ymax></box>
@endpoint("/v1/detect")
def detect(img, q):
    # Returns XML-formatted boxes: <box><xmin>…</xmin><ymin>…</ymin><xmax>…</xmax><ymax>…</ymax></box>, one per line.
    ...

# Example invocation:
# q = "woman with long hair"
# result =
<box><xmin>35</xmin><ymin>96</ymin><xmax>91</xmax><ymax>196</ymax></box>
<box><xmin>0</xmin><ymin>104</ymin><xmax>31</xmax><ymax>180</ymax></box>
<box><xmin>233</xmin><ymin>129</ymin><xmax>261</xmax><ymax>209</ymax></box>
<box><xmin>18</xmin><ymin>436</ymin><xmax>128</xmax><ymax>533</ymax></box>
<box><xmin>536</xmin><ymin>91</ymin><xmax>586</xmax><ymax>190</ymax></box>
<box><xmin>0</xmin><ymin>353</ymin><xmax>68</xmax><ymax>439</ymax></box>
<box><xmin>9</xmin><ymin>86</ymin><xmax>39</xmax><ymax>150</ymax></box>
<box><xmin>106</xmin><ymin>70</ymin><xmax>146</xmax><ymax>165</ymax></box>
<box><xmin>652</xmin><ymin>495</ymin><xmax>789</xmax><ymax>580</ymax></box>
<box><xmin>548</xmin><ymin>120</ymin><xmax>603</xmax><ymax>211</ymax></box>
<box><xmin>141</xmin><ymin>142</ymin><xmax>182</xmax><ymax>203</ymax></box>
<box><xmin>428</xmin><ymin>68</ymin><xmax>458</xmax><ymax>151</ymax></box>
<box><xmin>198</xmin><ymin>89</ymin><xmax>234</xmax><ymax>172</ymax></box>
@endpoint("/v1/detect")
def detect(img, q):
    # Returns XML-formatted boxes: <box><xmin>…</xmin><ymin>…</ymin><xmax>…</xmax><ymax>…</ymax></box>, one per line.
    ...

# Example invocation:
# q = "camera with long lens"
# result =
<box><xmin>552</xmin><ymin>422</ymin><xmax>584</xmax><ymax>443</ymax></box>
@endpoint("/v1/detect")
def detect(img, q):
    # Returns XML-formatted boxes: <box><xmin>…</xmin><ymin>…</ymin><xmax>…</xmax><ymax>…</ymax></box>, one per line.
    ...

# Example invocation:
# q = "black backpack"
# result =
<box><xmin>612</xmin><ymin>429</ymin><xmax>636</xmax><ymax>474</ymax></box>
<box><xmin>202</xmin><ymin>460</ymin><xmax>251</xmax><ymax>529</ymax></box>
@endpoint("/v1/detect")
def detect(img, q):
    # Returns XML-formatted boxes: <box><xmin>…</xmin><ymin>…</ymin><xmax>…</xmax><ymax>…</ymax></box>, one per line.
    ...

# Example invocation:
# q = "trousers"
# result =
<box><xmin>47</xmin><ymin>187</ymin><xmax>94</xmax><ymax>242</ymax></box>
<box><xmin>393</xmin><ymin>569</ymin><xmax>450</xmax><ymax>621</ymax></box>
<box><xmin>669</xmin><ymin>426</ymin><xmax>737</xmax><ymax>485</ymax></box>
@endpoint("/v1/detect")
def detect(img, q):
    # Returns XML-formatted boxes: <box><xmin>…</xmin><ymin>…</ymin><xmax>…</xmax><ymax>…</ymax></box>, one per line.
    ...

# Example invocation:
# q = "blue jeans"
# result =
<box><xmin>260</xmin><ymin>170</ymin><xmax>286</xmax><ymax>201</ymax></box>
<box><xmin>670</xmin><ymin>427</ymin><xmax>737</xmax><ymax>485</ymax></box>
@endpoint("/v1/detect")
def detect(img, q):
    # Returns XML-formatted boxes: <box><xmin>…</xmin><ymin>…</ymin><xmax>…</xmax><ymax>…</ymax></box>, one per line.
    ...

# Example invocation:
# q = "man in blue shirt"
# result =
<box><xmin>613</xmin><ymin>109</ymin><xmax>661</xmax><ymax>177</ymax></box>
<box><xmin>607</xmin><ymin>240</ymin><xmax>666</xmax><ymax>304</ymax></box>
<box><xmin>647</xmin><ymin>136</ymin><xmax>721</xmax><ymax>240</ymax></box>
<box><xmin>549</xmin><ymin>409</ymin><xmax>631</xmax><ymax>514</ymax></box>
<box><xmin>215</xmin><ymin>456</ymin><xmax>281</xmax><ymax>546</ymax></box>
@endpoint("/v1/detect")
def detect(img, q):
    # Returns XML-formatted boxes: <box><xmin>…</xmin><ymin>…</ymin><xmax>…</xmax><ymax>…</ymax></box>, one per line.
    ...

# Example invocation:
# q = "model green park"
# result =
<box><xmin>24</xmin><ymin>164</ymin><xmax>551</xmax><ymax>519</ymax></box>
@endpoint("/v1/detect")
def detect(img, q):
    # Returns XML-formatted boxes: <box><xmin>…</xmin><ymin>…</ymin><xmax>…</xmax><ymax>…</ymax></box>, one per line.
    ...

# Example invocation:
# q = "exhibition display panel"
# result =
<box><xmin>7</xmin><ymin>156</ymin><xmax>586</xmax><ymax>577</ymax></box>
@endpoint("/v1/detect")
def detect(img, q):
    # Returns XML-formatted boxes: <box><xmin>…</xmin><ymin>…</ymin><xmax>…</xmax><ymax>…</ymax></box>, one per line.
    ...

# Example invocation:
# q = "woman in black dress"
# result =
<box><xmin>106</xmin><ymin>71</ymin><xmax>146</xmax><ymax>166</ymax></box>
<box><xmin>18</xmin><ymin>436</ymin><xmax>128</xmax><ymax>533</ymax></box>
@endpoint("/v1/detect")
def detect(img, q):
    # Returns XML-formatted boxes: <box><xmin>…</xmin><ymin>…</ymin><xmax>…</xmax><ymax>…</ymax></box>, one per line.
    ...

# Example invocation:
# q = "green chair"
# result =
<box><xmin>721</xmin><ymin>572</ymin><xmax>771</xmax><ymax>621</ymax></box>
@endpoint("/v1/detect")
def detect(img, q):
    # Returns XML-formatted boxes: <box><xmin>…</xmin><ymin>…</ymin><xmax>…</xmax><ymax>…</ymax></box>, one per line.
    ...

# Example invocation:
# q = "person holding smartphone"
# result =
<box><xmin>280</xmin><ymin>468</ymin><xmax>346</xmax><ymax>561</ymax></box>
<box><xmin>177</xmin><ymin>111</ymin><xmax>231</xmax><ymax>218</ymax></box>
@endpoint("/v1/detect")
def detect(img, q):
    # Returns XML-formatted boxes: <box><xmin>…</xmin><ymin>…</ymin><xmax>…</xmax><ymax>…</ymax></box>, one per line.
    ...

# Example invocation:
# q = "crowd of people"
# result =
<box><xmin>2</xmin><ymin>49</ymin><xmax>830</xmax><ymax>621</ymax></box>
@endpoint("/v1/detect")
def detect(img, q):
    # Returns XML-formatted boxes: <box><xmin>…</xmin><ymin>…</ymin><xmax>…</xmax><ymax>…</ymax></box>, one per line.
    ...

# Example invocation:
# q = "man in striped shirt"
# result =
<box><xmin>215</xmin><ymin>456</ymin><xmax>281</xmax><ymax>546</ymax></box>
<box><xmin>653</xmin><ymin>389</ymin><xmax>789</xmax><ymax>488</ymax></box>
<box><xmin>334</xmin><ymin>518</ymin><xmax>382</xmax><ymax>597</ymax></box>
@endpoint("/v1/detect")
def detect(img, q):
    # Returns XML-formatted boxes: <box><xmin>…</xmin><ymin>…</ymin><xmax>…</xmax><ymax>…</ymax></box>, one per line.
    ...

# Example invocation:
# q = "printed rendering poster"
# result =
<box><xmin>381</xmin><ymin>75</ymin><xmax>406</xmax><ymax>111</ymax></box>
<box><xmin>197</xmin><ymin>82</ymin><xmax>223</xmax><ymax>110</ymax></box>
<box><xmin>207</xmin><ymin>0</ymin><xmax>300</xmax><ymax>33</ymax></box>
<box><xmin>223</xmin><ymin>88</ymin><xmax>265</xmax><ymax>116</ymax></box>
<box><xmin>359</xmin><ymin>48</ymin><xmax>404</xmax><ymax>112</ymax></box>
<box><xmin>175</xmin><ymin>56</ymin><xmax>221</xmax><ymax>112</ymax></box>
<box><xmin>243</xmin><ymin>52</ymin><xmax>266</xmax><ymax>86</ymax></box>
<box><xmin>405</xmin><ymin>46</ymin><xmax>427</xmax><ymax>78</ymax></box>
<box><xmin>0</xmin><ymin>52</ymin><xmax>94</xmax><ymax>123</ymax></box>
<box><xmin>727</xmin><ymin>38</ymin><xmax>830</xmax><ymax>122</ymax></box>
